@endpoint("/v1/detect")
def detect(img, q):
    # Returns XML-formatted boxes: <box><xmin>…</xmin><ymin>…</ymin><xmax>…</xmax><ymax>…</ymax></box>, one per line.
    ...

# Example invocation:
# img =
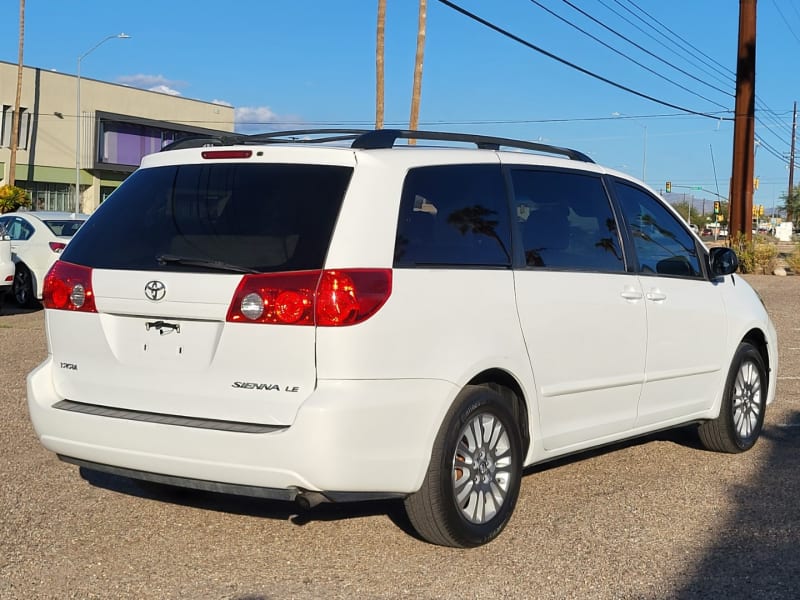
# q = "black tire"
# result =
<box><xmin>12</xmin><ymin>264</ymin><xmax>36</xmax><ymax>308</ymax></box>
<box><xmin>698</xmin><ymin>342</ymin><xmax>766</xmax><ymax>453</ymax></box>
<box><xmin>404</xmin><ymin>385</ymin><xmax>523</xmax><ymax>548</ymax></box>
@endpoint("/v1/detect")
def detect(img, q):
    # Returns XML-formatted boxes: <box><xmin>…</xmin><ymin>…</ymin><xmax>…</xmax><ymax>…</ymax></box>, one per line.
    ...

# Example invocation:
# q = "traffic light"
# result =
<box><xmin>759</xmin><ymin>204</ymin><xmax>764</xmax><ymax>216</ymax></box>
<box><xmin>665</xmin><ymin>181</ymin><xmax>672</xmax><ymax>193</ymax></box>
<box><xmin>713</xmin><ymin>200</ymin><xmax>721</xmax><ymax>214</ymax></box>
<box><xmin>754</xmin><ymin>177</ymin><xmax>760</xmax><ymax>191</ymax></box>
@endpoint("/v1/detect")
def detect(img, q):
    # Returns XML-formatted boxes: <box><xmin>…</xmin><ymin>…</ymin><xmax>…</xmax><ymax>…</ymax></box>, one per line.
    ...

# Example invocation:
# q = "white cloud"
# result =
<box><xmin>235</xmin><ymin>106</ymin><xmax>278</xmax><ymax>124</ymax></box>
<box><xmin>148</xmin><ymin>84</ymin><xmax>182</xmax><ymax>96</ymax></box>
<box><xmin>234</xmin><ymin>106</ymin><xmax>286</xmax><ymax>133</ymax></box>
<box><xmin>211</xmin><ymin>99</ymin><xmax>233</xmax><ymax>107</ymax></box>
<box><xmin>117</xmin><ymin>74</ymin><xmax>186</xmax><ymax>97</ymax></box>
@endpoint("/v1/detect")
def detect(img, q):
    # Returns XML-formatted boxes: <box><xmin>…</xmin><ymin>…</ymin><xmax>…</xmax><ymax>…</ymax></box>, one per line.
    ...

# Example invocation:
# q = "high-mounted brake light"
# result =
<box><xmin>201</xmin><ymin>150</ymin><xmax>253</xmax><ymax>159</ymax></box>
<box><xmin>226</xmin><ymin>269</ymin><xmax>392</xmax><ymax>326</ymax></box>
<box><xmin>42</xmin><ymin>261</ymin><xmax>97</xmax><ymax>312</ymax></box>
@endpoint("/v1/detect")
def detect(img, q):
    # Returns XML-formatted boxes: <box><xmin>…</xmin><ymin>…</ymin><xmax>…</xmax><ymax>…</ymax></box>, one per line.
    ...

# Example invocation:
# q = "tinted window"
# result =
<box><xmin>510</xmin><ymin>169</ymin><xmax>624</xmax><ymax>272</ymax></box>
<box><xmin>613</xmin><ymin>180</ymin><xmax>702</xmax><ymax>277</ymax></box>
<box><xmin>0</xmin><ymin>216</ymin><xmax>34</xmax><ymax>241</ymax></box>
<box><xmin>62</xmin><ymin>163</ymin><xmax>353</xmax><ymax>272</ymax></box>
<box><xmin>43</xmin><ymin>220</ymin><xmax>85</xmax><ymax>237</ymax></box>
<box><xmin>394</xmin><ymin>164</ymin><xmax>511</xmax><ymax>267</ymax></box>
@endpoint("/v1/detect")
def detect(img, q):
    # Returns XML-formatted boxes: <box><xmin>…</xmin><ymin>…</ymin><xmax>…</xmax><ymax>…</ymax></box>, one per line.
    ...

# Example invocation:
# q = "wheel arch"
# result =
<box><xmin>467</xmin><ymin>369</ymin><xmax>531</xmax><ymax>456</ymax></box>
<box><xmin>741</xmin><ymin>327</ymin><xmax>770</xmax><ymax>395</ymax></box>
<box><xmin>14</xmin><ymin>260</ymin><xmax>41</xmax><ymax>300</ymax></box>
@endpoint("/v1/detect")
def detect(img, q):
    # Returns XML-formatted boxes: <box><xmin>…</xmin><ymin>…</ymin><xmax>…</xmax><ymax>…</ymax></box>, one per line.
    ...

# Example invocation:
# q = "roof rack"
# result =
<box><xmin>161</xmin><ymin>133</ymin><xmax>246</xmax><ymax>151</ymax></box>
<box><xmin>160</xmin><ymin>128</ymin><xmax>593</xmax><ymax>163</ymax></box>
<box><xmin>244</xmin><ymin>129</ymin><xmax>371</xmax><ymax>144</ymax></box>
<box><xmin>350</xmin><ymin>129</ymin><xmax>594</xmax><ymax>162</ymax></box>
<box><xmin>161</xmin><ymin>129</ymin><xmax>371</xmax><ymax>152</ymax></box>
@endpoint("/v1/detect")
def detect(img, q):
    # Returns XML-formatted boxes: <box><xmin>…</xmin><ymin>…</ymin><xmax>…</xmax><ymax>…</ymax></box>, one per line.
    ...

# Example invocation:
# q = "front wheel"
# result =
<box><xmin>698</xmin><ymin>342</ymin><xmax>767</xmax><ymax>453</ymax></box>
<box><xmin>404</xmin><ymin>385</ymin><xmax>523</xmax><ymax>547</ymax></box>
<box><xmin>13</xmin><ymin>264</ymin><xmax>36</xmax><ymax>308</ymax></box>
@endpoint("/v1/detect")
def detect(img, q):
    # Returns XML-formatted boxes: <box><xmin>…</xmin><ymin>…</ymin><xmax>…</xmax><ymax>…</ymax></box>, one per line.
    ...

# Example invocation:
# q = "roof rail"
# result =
<box><xmin>161</xmin><ymin>133</ymin><xmax>246</xmax><ymax>151</ymax></box>
<box><xmin>160</xmin><ymin>128</ymin><xmax>593</xmax><ymax>163</ymax></box>
<box><xmin>244</xmin><ymin>129</ymin><xmax>370</xmax><ymax>144</ymax></box>
<box><xmin>350</xmin><ymin>129</ymin><xmax>594</xmax><ymax>163</ymax></box>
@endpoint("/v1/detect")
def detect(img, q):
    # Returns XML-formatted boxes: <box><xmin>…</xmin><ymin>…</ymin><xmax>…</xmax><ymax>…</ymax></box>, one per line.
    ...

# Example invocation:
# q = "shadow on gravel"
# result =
<box><xmin>0</xmin><ymin>298</ymin><xmax>42</xmax><ymax>316</ymax></box>
<box><xmin>522</xmin><ymin>423</ymin><xmax>705</xmax><ymax>478</ymax></box>
<box><xmin>76</xmin><ymin>425</ymin><xmax>705</xmax><ymax>544</ymax></box>
<box><xmin>673</xmin><ymin>410</ymin><xmax>800</xmax><ymax>599</ymax></box>
<box><xmin>77</xmin><ymin>467</ymin><xmax>419</xmax><ymax>538</ymax></box>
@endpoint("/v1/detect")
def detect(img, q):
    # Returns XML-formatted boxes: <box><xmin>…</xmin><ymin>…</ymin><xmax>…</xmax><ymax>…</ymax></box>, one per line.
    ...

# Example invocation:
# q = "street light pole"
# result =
<box><xmin>612</xmin><ymin>112</ymin><xmax>647</xmax><ymax>183</ymax></box>
<box><xmin>641</xmin><ymin>124</ymin><xmax>647</xmax><ymax>182</ymax></box>
<box><xmin>75</xmin><ymin>33</ymin><xmax>130</xmax><ymax>214</ymax></box>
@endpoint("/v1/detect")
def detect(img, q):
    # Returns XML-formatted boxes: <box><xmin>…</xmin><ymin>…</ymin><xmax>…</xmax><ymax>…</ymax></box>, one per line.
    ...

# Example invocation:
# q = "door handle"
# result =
<box><xmin>620</xmin><ymin>287</ymin><xmax>643</xmax><ymax>301</ymax></box>
<box><xmin>646</xmin><ymin>290</ymin><xmax>667</xmax><ymax>302</ymax></box>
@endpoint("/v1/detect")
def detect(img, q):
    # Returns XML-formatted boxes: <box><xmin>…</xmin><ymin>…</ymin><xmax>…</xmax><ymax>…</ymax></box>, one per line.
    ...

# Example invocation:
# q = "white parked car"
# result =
<box><xmin>27</xmin><ymin>130</ymin><xmax>778</xmax><ymax>547</ymax></box>
<box><xmin>0</xmin><ymin>222</ymin><xmax>14</xmax><ymax>299</ymax></box>
<box><xmin>0</xmin><ymin>211</ymin><xmax>88</xmax><ymax>307</ymax></box>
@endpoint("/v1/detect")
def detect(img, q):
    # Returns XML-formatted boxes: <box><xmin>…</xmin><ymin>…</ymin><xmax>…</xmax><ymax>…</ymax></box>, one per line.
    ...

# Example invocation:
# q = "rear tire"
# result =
<box><xmin>698</xmin><ymin>342</ymin><xmax>766</xmax><ymax>453</ymax></box>
<box><xmin>404</xmin><ymin>385</ymin><xmax>523</xmax><ymax>547</ymax></box>
<box><xmin>13</xmin><ymin>264</ymin><xmax>36</xmax><ymax>308</ymax></box>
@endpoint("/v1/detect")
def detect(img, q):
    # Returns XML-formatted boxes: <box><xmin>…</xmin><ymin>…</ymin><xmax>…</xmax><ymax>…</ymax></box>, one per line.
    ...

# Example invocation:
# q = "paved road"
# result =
<box><xmin>1</xmin><ymin>275</ymin><xmax>798</xmax><ymax>599</ymax></box>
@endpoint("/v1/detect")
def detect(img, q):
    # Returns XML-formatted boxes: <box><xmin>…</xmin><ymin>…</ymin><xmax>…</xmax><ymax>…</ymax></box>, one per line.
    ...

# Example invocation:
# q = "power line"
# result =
<box><xmin>526</xmin><ymin>0</ymin><xmax>730</xmax><ymax>110</ymax></box>
<box><xmin>620</xmin><ymin>0</ymin><xmax>736</xmax><ymax>82</ymax></box>
<box><xmin>434</xmin><ymin>0</ymin><xmax>732</xmax><ymax>120</ymax></box>
<box><xmin>771</xmin><ymin>0</ymin><xmax>800</xmax><ymax>46</ymax></box>
<box><xmin>616</xmin><ymin>0</ymin><xmax>794</xmax><ymax>141</ymax></box>
<box><xmin>559</xmin><ymin>0</ymin><xmax>733</xmax><ymax>100</ymax></box>
<box><xmin>595</xmin><ymin>0</ymin><xmax>734</xmax><ymax>90</ymax></box>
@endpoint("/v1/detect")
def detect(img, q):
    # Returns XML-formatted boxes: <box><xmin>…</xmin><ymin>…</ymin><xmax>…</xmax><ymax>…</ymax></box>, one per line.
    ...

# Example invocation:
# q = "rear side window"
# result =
<box><xmin>510</xmin><ymin>169</ymin><xmax>624</xmax><ymax>272</ymax></box>
<box><xmin>394</xmin><ymin>164</ymin><xmax>511</xmax><ymax>267</ymax></box>
<box><xmin>43</xmin><ymin>220</ymin><xmax>84</xmax><ymax>237</ymax></box>
<box><xmin>62</xmin><ymin>163</ymin><xmax>353</xmax><ymax>272</ymax></box>
<box><xmin>0</xmin><ymin>216</ymin><xmax>34</xmax><ymax>241</ymax></box>
<box><xmin>613</xmin><ymin>180</ymin><xmax>702</xmax><ymax>278</ymax></box>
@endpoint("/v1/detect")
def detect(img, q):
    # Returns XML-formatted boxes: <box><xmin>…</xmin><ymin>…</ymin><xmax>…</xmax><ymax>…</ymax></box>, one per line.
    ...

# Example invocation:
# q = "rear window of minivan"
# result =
<box><xmin>62</xmin><ymin>163</ymin><xmax>353</xmax><ymax>273</ymax></box>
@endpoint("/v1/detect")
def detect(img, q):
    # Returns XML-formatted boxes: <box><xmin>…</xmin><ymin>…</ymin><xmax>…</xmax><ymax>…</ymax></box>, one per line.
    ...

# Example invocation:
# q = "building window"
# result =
<box><xmin>18</xmin><ymin>181</ymin><xmax>74</xmax><ymax>212</ymax></box>
<box><xmin>1</xmin><ymin>105</ymin><xmax>30</xmax><ymax>150</ymax></box>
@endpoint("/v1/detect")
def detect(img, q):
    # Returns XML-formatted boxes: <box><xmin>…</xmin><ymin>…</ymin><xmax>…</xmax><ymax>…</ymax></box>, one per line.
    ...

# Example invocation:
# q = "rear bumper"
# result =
<box><xmin>27</xmin><ymin>358</ymin><xmax>456</xmax><ymax>496</ymax></box>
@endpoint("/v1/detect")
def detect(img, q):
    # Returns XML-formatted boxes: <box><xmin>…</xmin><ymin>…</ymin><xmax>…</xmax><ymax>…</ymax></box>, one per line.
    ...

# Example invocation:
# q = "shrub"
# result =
<box><xmin>0</xmin><ymin>185</ymin><xmax>31</xmax><ymax>214</ymax></box>
<box><xmin>786</xmin><ymin>244</ymin><xmax>800</xmax><ymax>274</ymax></box>
<box><xmin>730</xmin><ymin>233</ymin><xmax>778</xmax><ymax>274</ymax></box>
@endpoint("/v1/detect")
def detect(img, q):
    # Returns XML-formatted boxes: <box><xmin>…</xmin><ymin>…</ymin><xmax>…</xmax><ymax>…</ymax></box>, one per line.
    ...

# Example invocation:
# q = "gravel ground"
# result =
<box><xmin>0</xmin><ymin>275</ymin><xmax>798</xmax><ymax>600</ymax></box>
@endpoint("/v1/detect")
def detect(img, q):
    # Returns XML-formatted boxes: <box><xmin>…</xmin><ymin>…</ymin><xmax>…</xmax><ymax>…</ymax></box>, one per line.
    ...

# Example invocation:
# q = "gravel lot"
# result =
<box><xmin>1</xmin><ymin>275</ymin><xmax>798</xmax><ymax>600</ymax></box>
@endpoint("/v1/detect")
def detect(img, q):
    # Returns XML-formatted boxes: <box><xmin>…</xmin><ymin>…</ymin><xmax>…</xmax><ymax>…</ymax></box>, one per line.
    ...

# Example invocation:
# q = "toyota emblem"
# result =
<box><xmin>144</xmin><ymin>280</ymin><xmax>167</xmax><ymax>302</ymax></box>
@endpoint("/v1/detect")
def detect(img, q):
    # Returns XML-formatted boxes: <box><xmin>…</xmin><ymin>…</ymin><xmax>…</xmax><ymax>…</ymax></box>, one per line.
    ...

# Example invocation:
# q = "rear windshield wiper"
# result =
<box><xmin>156</xmin><ymin>254</ymin><xmax>259</xmax><ymax>274</ymax></box>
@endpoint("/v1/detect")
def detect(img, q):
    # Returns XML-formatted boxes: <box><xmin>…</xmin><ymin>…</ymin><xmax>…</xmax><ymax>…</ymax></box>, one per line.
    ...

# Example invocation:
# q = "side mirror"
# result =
<box><xmin>709</xmin><ymin>246</ymin><xmax>738</xmax><ymax>277</ymax></box>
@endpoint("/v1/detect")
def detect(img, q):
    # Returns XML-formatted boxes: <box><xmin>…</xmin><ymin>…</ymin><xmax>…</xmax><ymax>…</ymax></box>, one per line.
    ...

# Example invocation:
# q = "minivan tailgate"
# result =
<box><xmin>46</xmin><ymin>270</ymin><xmax>317</xmax><ymax>425</ymax></box>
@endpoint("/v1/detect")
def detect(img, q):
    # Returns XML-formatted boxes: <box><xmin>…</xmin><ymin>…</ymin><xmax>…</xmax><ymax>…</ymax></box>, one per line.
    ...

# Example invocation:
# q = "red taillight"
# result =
<box><xmin>226</xmin><ymin>269</ymin><xmax>392</xmax><ymax>326</ymax></box>
<box><xmin>201</xmin><ymin>150</ymin><xmax>252</xmax><ymax>159</ymax></box>
<box><xmin>42</xmin><ymin>261</ymin><xmax>96</xmax><ymax>312</ymax></box>
<box><xmin>49</xmin><ymin>242</ymin><xmax>67</xmax><ymax>253</ymax></box>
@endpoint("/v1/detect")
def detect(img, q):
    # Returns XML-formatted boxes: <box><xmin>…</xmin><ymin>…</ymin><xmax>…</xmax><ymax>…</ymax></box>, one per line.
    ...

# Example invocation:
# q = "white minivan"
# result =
<box><xmin>27</xmin><ymin>129</ymin><xmax>778</xmax><ymax>547</ymax></box>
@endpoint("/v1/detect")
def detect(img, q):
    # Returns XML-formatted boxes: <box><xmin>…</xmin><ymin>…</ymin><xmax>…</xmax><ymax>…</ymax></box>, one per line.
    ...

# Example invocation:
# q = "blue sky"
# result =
<box><xmin>2</xmin><ymin>1</ymin><xmax>797</xmax><ymax>215</ymax></box>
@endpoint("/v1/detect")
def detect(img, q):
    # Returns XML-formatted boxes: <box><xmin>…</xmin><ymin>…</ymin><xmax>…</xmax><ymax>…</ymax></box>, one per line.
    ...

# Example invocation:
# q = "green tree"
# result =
<box><xmin>671</xmin><ymin>200</ymin><xmax>706</xmax><ymax>227</ymax></box>
<box><xmin>779</xmin><ymin>186</ymin><xmax>800</xmax><ymax>224</ymax></box>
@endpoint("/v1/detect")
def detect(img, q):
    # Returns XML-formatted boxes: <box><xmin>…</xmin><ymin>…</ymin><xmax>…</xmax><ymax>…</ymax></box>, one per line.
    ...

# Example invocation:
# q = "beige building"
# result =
<box><xmin>0</xmin><ymin>60</ymin><xmax>235</xmax><ymax>213</ymax></box>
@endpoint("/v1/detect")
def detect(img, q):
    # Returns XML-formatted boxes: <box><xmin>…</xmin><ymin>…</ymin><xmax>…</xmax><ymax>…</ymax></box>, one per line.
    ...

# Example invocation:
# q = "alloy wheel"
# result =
<box><xmin>452</xmin><ymin>412</ymin><xmax>514</xmax><ymax>524</ymax></box>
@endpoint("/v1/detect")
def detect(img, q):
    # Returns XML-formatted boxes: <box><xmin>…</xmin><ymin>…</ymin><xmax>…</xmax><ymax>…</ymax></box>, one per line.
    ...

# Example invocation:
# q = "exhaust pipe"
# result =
<box><xmin>295</xmin><ymin>490</ymin><xmax>328</xmax><ymax>510</ymax></box>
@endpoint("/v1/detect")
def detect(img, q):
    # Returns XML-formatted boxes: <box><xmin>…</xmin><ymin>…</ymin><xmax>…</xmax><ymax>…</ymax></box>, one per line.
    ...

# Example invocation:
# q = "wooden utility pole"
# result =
<box><xmin>375</xmin><ymin>0</ymin><xmax>386</xmax><ymax>129</ymax></box>
<box><xmin>788</xmin><ymin>101</ymin><xmax>797</xmax><ymax>223</ymax></box>
<box><xmin>409</xmin><ymin>0</ymin><xmax>427</xmax><ymax>143</ymax></box>
<box><xmin>8</xmin><ymin>0</ymin><xmax>25</xmax><ymax>186</ymax></box>
<box><xmin>729</xmin><ymin>0</ymin><xmax>756</xmax><ymax>241</ymax></box>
